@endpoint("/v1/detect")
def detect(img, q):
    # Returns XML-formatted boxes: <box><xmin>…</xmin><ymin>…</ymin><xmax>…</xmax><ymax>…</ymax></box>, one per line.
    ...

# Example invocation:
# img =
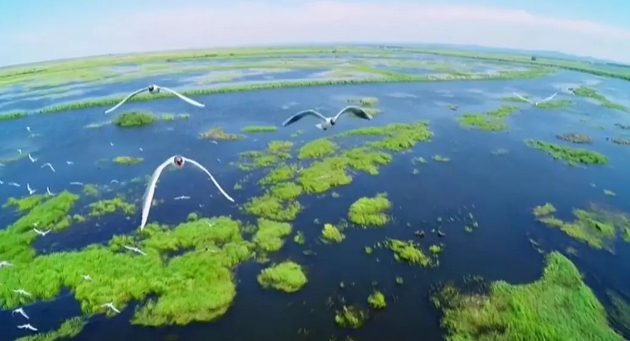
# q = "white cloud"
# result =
<box><xmin>3</xmin><ymin>1</ymin><xmax>630</xmax><ymax>66</ymax></box>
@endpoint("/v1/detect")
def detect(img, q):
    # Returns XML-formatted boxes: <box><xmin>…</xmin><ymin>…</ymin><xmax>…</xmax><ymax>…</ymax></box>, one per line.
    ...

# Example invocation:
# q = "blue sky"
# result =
<box><xmin>1</xmin><ymin>0</ymin><xmax>630</xmax><ymax>66</ymax></box>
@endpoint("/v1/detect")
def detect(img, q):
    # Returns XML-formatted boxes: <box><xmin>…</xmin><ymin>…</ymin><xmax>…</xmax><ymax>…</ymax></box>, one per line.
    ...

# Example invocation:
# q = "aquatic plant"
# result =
<box><xmin>533</xmin><ymin>203</ymin><xmax>557</xmax><ymax>217</ymax></box>
<box><xmin>298</xmin><ymin>139</ymin><xmax>337</xmax><ymax>159</ymax></box>
<box><xmin>15</xmin><ymin>316</ymin><xmax>86</xmax><ymax>341</ymax></box>
<box><xmin>257</xmin><ymin>261</ymin><xmax>307</xmax><ymax>293</ymax></box>
<box><xmin>434</xmin><ymin>252</ymin><xmax>625</xmax><ymax>341</ymax></box>
<box><xmin>334</xmin><ymin>306</ymin><xmax>368</xmax><ymax>329</ymax></box>
<box><xmin>237</xmin><ymin>141</ymin><xmax>293</xmax><ymax>170</ymax></box>
<box><xmin>82</xmin><ymin>184</ymin><xmax>98</xmax><ymax>197</ymax></box>
<box><xmin>571</xmin><ymin>86</ymin><xmax>628</xmax><ymax>112</ymax></box>
<box><xmin>525</xmin><ymin>140</ymin><xmax>608</xmax><ymax>165</ymax></box>
<box><xmin>615</xmin><ymin>123</ymin><xmax>630</xmax><ymax>130</ymax></box>
<box><xmin>607</xmin><ymin>290</ymin><xmax>630</xmax><ymax>335</ymax></box>
<box><xmin>429</xmin><ymin>245</ymin><xmax>443</xmax><ymax>254</ymax></box>
<box><xmin>84</xmin><ymin>120</ymin><xmax>111</xmax><ymax>129</ymax></box>
<box><xmin>178</xmin><ymin>113</ymin><xmax>190</xmax><ymax>120</ymax></box>
<box><xmin>612</xmin><ymin>138</ymin><xmax>630</xmax><ymax>146</ymax></box>
<box><xmin>348</xmin><ymin>97</ymin><xmax>379</xmax><ymax>106</ymax></box>
<box><xmin>252</xmin><ymin>218</ymin><xmax>292</xmax><ymax>252</ymax></box>
<box><xmin>364</xmin><ymin>246</ymin><xmax>373</xmax><ymax>255</ymax></box>
<box><xmin>269</xmin><ymin>182</ymin><xmax>303</xmax><ymax>201</ymax></box>
<box><xmin>433</xmin><ymin>155</ymin><xmax>450</xmax><ymax>162</ymax></box>
<box><xmin>367</xmin><ymin>291</ymin><xmax>386</xmax><ymax>309</ymax></box>
<box><xmin>503</xmin><ymin>95</ymin><xmax>529</xmax><ymax>103</ymax></box>
<box><xmin>161</xmin><ymin>114</ymin><xmax>175</xmax><ymax>121</ymax></box>
<box><xmin>348</xmin><ymin>193</ymin><xmax>391</xmax><ymax>227</ymax></box>
<box><xmin>487</xmin><ymin>105</ymin><xmax>518</xmax><ymax>118</ymax></box>
<box><xmin>73</xmin><ymin>214</ymin><xmax>86</xmax><ymax>223</ymax></box>
<box><xmin>447</xmin><ymin>104</ymin><xmax>458</xmax><ymax>111</ymax></box>
<box><xmin>321</xmin><ymin>223</ymin><xmax>345</xmax><ymax>243</ymax></box>
<box><xmin>556</xmin><ymin>133</ymin><xmax>592</xmax><ymax>144</ymax></box>
<box><xmin>241</xmin><ymin>126</ymin><xmax>277</xmax><ymax>133</ymax></box>
<box><xmin>604</xmin><ymin>190</ymin><xmax>617</xmax><ymax>197</ymax></box>
<box><xmin>89</xmin><ymin>196</ymin><xmax>136</xmax><ymax>217</ymax></box>
<box><xmin>395</xmin><ymin>277</ymin><xmax>404</xmax><ymax>285</ymax></box>
<box><xmin>259</xmin><ymin>164</ymin><xmax>297</xmax><ymax>185</ymax></box>
<box><xmin>113</xmin><ymin>156</ymin><xmax>143</xmax><ymax>165</ymax></box>
<box><xmin>113</xmin><ymin>111</ymin><xmax>156</xmax><ymax>127</ymax></box>
<box><xmin>458</xmin><ymin>114</ymin><xmax>507</xmax><ymax>131</ymax></box>
<box><xmin>386</xmin><ymin>239</ymin><xmax>432</xmax><ymax>267</ymax></box>
<box><xmin>199</xmin><ymin>127</ymin><xmax>245</xmax><ymax>140</ymax></box>
<box><xmin>243</xmin><ymin>195</ymin><xmax>302</xmax><ymax>221</ymax></box>
<box><xmin>536</xmin><ymin>99</ymin><xmax>572</xmax><ymax>109</ymax></box>
<box><xmin>3</xmin><ymin>194</ymin><xmax>46</xmax><ymax>212</ymax></box>
<box><xmin>534</xmin><ymin>203</ymin><xmax>630</xmax><ymax>250</ymax></box>
<box><xmin>0</xmin><ymin>111</ymin><xmax>27</xmax><ymax>122</ymax></box>
<box><xmin>297</xmin><ymin>157</ymin><xmax>353</xmax><ymax>194</ymax></box>
<box><xmin>294</xmin><ymin>231</ymin><xmax>306</xmax><ymax>245</ymax></box>
<box><xmin>187</xmin><ymin>212</ymin><xmax>199</xmax><ymax>222</ymax></box>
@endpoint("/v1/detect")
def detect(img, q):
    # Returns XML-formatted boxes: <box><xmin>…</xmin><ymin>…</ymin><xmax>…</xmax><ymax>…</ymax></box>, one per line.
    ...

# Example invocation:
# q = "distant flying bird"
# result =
<box><xmin>18</xmin><ymin>149</ymin><xmax>22</xmax><ymax>154</ymax></box>
<box><xmin>282</xmin><ymin>106</ymin><xmax>372</xmax><ymax>131</ymax></box>
<box><xmin>0</xmin><ymin>179</ymin><xmax>3</xmax><ymax>185</ymax></box>
<box><xmin>27</xmin><ymin>183</ymin><xmax>36</xmax><ymax>195</ymax></box>
<box><xmin>104</xmin><ymin>84</ymin><xmax>205</xmax><ymax>114</ymax></box>
<box><xmin>41</xmin><ymin>163</ymin><xmax>56</xmax><ymax>172</ymax></box>
<box><xmin>110</xmin><ymin>142</ymin><xmax>114</xmax><ymax>146</ymax></box>
<box><xmin>123</xmin><ymin>245</ymin><xmax>147</xmax><ymax>256</ymax></box>
<box><xmin>34</xmin><ymin>228</ymin><xmax>52</xmax><ymax>236</ymax></box>
<box><xmin>13</xmin><ymin>289</ymin><xmax>32</xmax><ymax>297</ymax></box>
<box><xmin>12</xmin><ymin>308</ymin><xmax>29</xmax><ymax>320</ymax></box>
<box><xmin>101</xmin><ymin>302</ymin><xmax>121</xmax><ymax>314</ymax></box>
<box><xmin>139</xmin><ymin>147</ymin><xmax>144</xmax><ymax>152</ymax></box>
<box><xmin>28</xmin><ymin>154</ymin><xmax>37</xmax><ymax>163</ymax></box>
<box><xmin>26</xmin><ymin>127</ymin><xmax>31</xmax><ymax>133</ymax></box>
<box><xmin>17</xmin><ymin>324</ymin><xmax>37</xmax><ymax>332</ymax></box>
<box><xmin>140</xmin><ymin>155</ymin><xmax>234</xmax><ymax>230</ymax></box>
<box><xmin>110</xmin><ymin>179</ymin><xmax>120</xmax><ymax>184</ymax></box>
<box><xmin>70</xmin><ymin>182</ymin><xmax>84</xmax><ymax>186</ymax></box>
<box><xmin>0</xmin><ymin>260</ymin><xmax>13</xmax><ymax>268</ymax></box>
<box><xmin>66</xmin><ymin>161</ymin><xmax>74</xmax><ymax>165</ymax></box>
<box><xmin>9</xmin><ymin>182</ymin><xmax>21</xmax><ymax>187</ymax></box>
<box><xmin>174</xmin><ymin>196</ymin><xmax>191</xmax><ymax>200</ymax></box>
<box><xmin>82</xmin><ymin>274</ymin><xmax>92</xmax><ymax>281</ymax></box>
<box><xmin>210</xmin><ymin>140</ymin><xmax>218</xmax><ymax>145</ymax></box>
<box><xmin>513</xmin><ymin>92</ymin><xmax>558</xmax><ymax>106</ymax></box>
<box><xmin>46</xmin><ymin>187</ymin><xmax>55</xmax><ymax>196</ymax></box>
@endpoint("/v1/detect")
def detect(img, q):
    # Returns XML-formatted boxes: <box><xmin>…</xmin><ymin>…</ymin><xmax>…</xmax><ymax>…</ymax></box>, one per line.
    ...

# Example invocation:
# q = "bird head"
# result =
<box><xmin>148</xmin><ymin>84</ymin><xmax>156</xmax><ymax>92</ymax></box>
<box><xmin>173</xmin><ymin>155</ymin><xmax>185</xmax><ymax>168</ymax></box>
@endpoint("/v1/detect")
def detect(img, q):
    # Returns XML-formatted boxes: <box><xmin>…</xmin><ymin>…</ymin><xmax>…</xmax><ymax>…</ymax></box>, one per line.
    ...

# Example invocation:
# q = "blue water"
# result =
<box><xmin>1</xmin><ymin>68</ymin><xmax>630</xmax><ymax>341</ymax></box>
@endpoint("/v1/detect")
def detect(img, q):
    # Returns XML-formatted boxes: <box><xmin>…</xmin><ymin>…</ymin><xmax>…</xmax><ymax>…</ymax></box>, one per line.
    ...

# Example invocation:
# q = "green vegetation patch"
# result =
<box><xmin>348</xmin><ymin>97</ymin><xmax>379</xmax><ymax>106</ymax></box>
<box><xmin>161</xmin><ymin>114</ymin><xmax>175</xmax><ymax>121</ymax></box>
<box><xmin>534</xmin><ymin>203</ymin><xmax>630</xmax><ymax>250</ymax></box>
<box><xmin>199</xmin><ymin>127</ymin><xmax>245</xmax><ymax>140</ymax></box>
<box><xmin>15</xmin><ymin>317</ymin><xmax>86</xmax><ymax>341</ymax></box>
<box><xmin>386</xmin><ymin>239</ymin><xmax>432</xmax><ymax>267</ymax></box>
<box><xmin>0</xmin><ymin>111</ymin><xmax>27</xmax><ymax>122</ymax></box>
<box><xmin>556</xmin><ymin>133</ymin><xmax>592</xmax><ymax>144</ymax></box>
<box><xmin>572</xmin><ymin>86</ymin><xmax>628</xmax><ymax>112</ymax></box>
<box><xmin>269</xmin><ymin>182</ymin><xmax>303</xmax><ymax>201</ymax></box>
<box><xmin>321</xmin><ymin>223</ymin><xmax>345</xmax><ymax>243</ymax></box>
<box><xmin>536</xmin><ymin>99</ymin><xmax>572</xmax><ymax>109</ymax></box>
<box><xmin>257</xmin><ymin>261</ymin><xmax>307</xmax><ymax>293</ymax></box>
<box><xmin>607</xmin><ymin>290</ymin><xmax>630</xmax><ymax>335</ymax></box>
<box><xmin>237</xmin><ymin>141</ymin><xmax>293</xmax><ymax>171</ymax></box>
<box><xmin>243</xmin><ymin>195</ymin><xmax>302</xmax><ymax>221</ymax></box>
<box><xmin>241</xmin><ymin>126</ymin><xmax>277</xmax><ymax>133</ymax></box>
<box><xmin>259</xmin><ymin>164</ymin><xmax>297</xmax><ymax>185</ymax></box>
<box><xmin>82</xmin><ymin>184</ymin><xmax>98</xmax><ymax>197</ymax></box>
<box><xmin>252</xmin><ymin>218</ymin><xmax>292</xmax><ymax>252</ymax></box>
<box><xmin>368</xmin><ymin>291</ymin><xmax>386</xmax><ymax>309</ymax></box>
<box><xmin>113</xmin><ymin>111</ymin><xmax>156</xmax><ymax>127</ymax></box>
<box><xmin>612</xmin><ymin>138</ymin><xmax>630</xmax><ymax>146</ymax></box>
<box><xmin>335</xmin><ymin>306</ymin><xmax>368</xmax><ymax>329</ymax></box>
<box><xmin>298</xmin><ymin>139</ymin><xmax>337</xmax><ymax>159</ymax></box>
<box><xmin>3</xmin><ymin>194</ymin><xmax>46</xmax><ymax>212</ymax></box>
<box><xmin>89</xmin><ymin>196</ymin><xmax>136</xmax><ymax>217</ymax></box>
<box><xmin>458</xmin><ymin>105</ymin><xmax>519</xmax><ymax>131</ymax></box>
<box><xmin>113</xmin><ymin>156</ymin><xmax>143</xmax><ymax>165</ymax></box>
<box><xmin>348</xmin><ymin>193</ymin><xmax>391</xmax><ymax>227</ymax></box>
<box><xmin>525</xmin><ymin>140</ymin><xmax>608</xmax><ymax>165</ymax></box>
<box><xmin>433</xmin><ymin>252</ymin><xmax>624</xmax><ymax>341</ymax></box>
<box><xmin>339</xmin><ymin>121</ymin><xmax>433</xmax><ymax>152</ymax></box>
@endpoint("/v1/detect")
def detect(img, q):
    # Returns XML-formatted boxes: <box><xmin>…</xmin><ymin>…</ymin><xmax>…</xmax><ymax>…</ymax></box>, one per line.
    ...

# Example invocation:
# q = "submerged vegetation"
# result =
<box><xmin>113</xmin><ymin>156</ymin><xmax>143</xmax><ymax>165</ymax></box>
<box><xmin>113</xmin><ymin>111</ymin><xmax>156</xmax><ymax>127</ymax></box>
<box><xmin>199</xmin><ymin>127</ymin><xmax>245</xmax><ymax>140</ymax></box>
<box><xmin>89</xmin><ymin>196</ymin><xmax>136</xmax><ymax>217</ymax></box>
<box><xmin>434</xmin><ymin>252</ymin><xmax>624</xmax><ymax>341</ymax></box>
<box><xmin>348</xmin><ymin>193</ymin><xmax>391</xmax><ymax>227</ymax></box>
<box><xmin>607</xmin><ymin>290</ymin><xmax>630</xmax><ymax>335</ymax></box>
<box><xmin>556</xmin><ymin>133</ymin><xmax>592</xmax><ymax>144</ymax></box>
<box><xmin>533</xmin><ymin>203</ymin><xmax>630</xmax><ymax>250</ymax></box>
<box><xmin>241</xmin><ymin>126</ymin><xmax>277</xmax><ymax>133</ymax></box>
<box><xmin>525</xmin><ymin>140</ymin><xmax>608</xmax><ymax>165</ymax></box>
<box><xmin>257</xmin><ymin>261</ymin><xmax>307</xmax><ymax>293</ymax></box>
<box><xmin>237</xmin><ymin>141</ymin><xmax>293</xmax><ymax>171</ymax></box>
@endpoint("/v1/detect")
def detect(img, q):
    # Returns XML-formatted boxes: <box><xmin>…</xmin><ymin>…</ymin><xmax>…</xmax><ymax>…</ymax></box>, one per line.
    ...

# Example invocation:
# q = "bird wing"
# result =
<box><xmin>282</xmin><ymin>110</ymin><xmax>328</xmax><ymax>126</ymax></box>
<box><xmin>159</xmin><ymin>87</ymin><xmax>205</xmax><ymax>108</ymax></box>
<box><xmin>183</xmin><ymin>157</ymin><xmax>235</xmax><ymax>202</ymax></box>
<box><xmin>140</xmin><ymin>157</ymin><xmax>174</xmax><ymax>230</ymax></box>
<box><xmin>513</xmin><ymin>93</ymin><xmax>534</xmax><ymax>105</ymax></box>
<box><xmin>104</xmin><ymin>87</ymin><xmax>148</xmax><ymax>114</ymax></box>
<box><xmin>537</xmin><ymin>92</ymin><xmax>558</xmax><ymax>104</ymax></box>
<box><xmin>334</xmin><ymin>106</ymin><xmax>373</xmax><ymax>121</ymax></box>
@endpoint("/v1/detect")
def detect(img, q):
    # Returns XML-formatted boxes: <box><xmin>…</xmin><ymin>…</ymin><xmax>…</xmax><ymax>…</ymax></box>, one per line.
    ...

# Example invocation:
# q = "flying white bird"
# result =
<box><xmin>27</xmin><ymin>183</ymin><xmax>36</xmax><ymax>195</ymax></box>
<box><xmin>282</xmin><ymin>106</ymin><xmax>372</xmax><ymax>131</ymax></box>
<box><xmin>139</xmin><ymin>147</ymin><xmax>144</xmax><ymax>152</ymax></box>
<box><xmin>28</xmin><ymin>154</ymin><xmax>37</xmax><ymax>163</ymax></box>
<box><xmin>66</xmin><ymin>161</ymin><xmax>74</xmax><ymax>165</ymax></box>
<box><xmin>0</xmin><ymin>260</ymin><xmax>13</xmax><ymax>268</ymax></box>
<box><xmin>140</xmin><ymin>155</ymin><xmax>234</xmax><ymax>230</ymax></box>
<box><xmin>26</xmin><ymin>126</ymin><xmax>31</xmax><ymax>133</ymax></box>
<box><xmin>0</xmin><ymin>179</ymin><xmax>3</xmax><ymax>184</ymax></box>
<box><xmin>41</xmin><ymin>163</ymin><xmax>56</xmax><ymax>172</ymax></box>
<box><xmin>101</xmin><ymin>302</ymin><xmax>121</xmax><ymax>314</ymax></box>
<box><xmin>46</xmin><ymin>187</ymin><xmax>55</xmax><ymax>196</ymax></box>
<box><xmin>13</xmin><ymin>289</ymin><xmax>32</xmax><ymax>297</ymax></box>
<box><xmin>123</xmin><ymin>245</ymin><xmax>147</xmax><ymax>256</ymax></box>
<box><xmin>12</xmin><ymin>308</ymin><xmax>29</xmax><ymax>319</ymax></box>
<box><xmin>174</xmin><ymin>196</ymin><xmax>191</xmax><ymax>200</ymax></box>
<box><xmin>82</xmin><ymin>274</ymin><xmax>92</xmax><ymax>281</ymax></box>
<box><xmin>110</xmin><ymin>142</ymin><xmax>114</xmax><ymax>146</ymax></box>
<box><xmin>18</xmin><ymin>149</ymin><xmax>22</xmax><ymax>154</ymax></box>
<box><xmin>17</xmin><ymin>324</ymin><xmax>38</xmax><ymax>332</ymax></box>
<box><xmin>70</xmin><ymin>182</ymin><xmax>84</xmax><ymax>186</ymax></box>
<box><xmin>9</xmin><ymin>182</ymin><xmax>21</xmax><ymax>187</ymax></box>
<box><xmin>513</xmin><ymin>92</ymin><xmax>558</xmax><ymax>106</ymax></box>
<box><xmin>104</xmin><ymin>84</ymin><xmax>205</xmax><ymax>114</ymax></box>
<box><xmin>110</xmin><ymin>180</ymin><xmax>119</xmax><ymax>184</ymax></box>
<box><xmin>210</xmin><ymin>140</ymin><xmax>218</xmax><ymax>145</ymax></box>
<box><xmin>34</xmin><ymin>228</ymin><xmax>52</xmax><ymax>236</ymax></box>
